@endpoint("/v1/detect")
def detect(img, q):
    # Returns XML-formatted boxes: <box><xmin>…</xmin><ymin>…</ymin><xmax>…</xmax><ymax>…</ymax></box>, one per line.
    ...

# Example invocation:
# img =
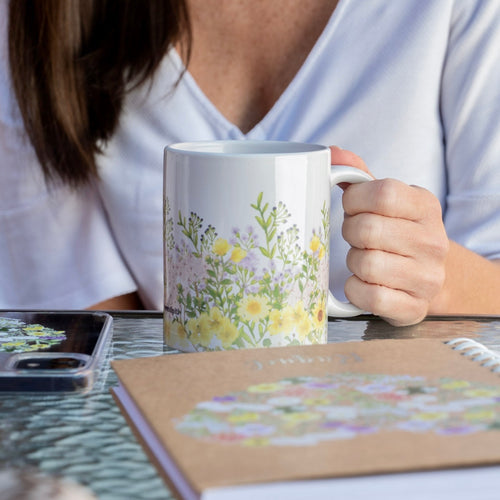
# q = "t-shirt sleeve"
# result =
<box><xmin>441</xmin><ymin>0</ymin><xmax>500</xmax><ymax>260</ymax></box>
<box><xmin>0</xmin><ymin>135</ymin><xmax>138</xmax><ymax>308</ymax></box>
<box><xmin>0</xmin><ymin>0</ymin><xmax>137</xmax><ymax>308</ymax></box>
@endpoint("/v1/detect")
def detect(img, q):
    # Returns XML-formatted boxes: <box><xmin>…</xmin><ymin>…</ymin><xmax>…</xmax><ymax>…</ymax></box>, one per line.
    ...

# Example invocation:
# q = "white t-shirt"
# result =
<box><xmin>1</xmin><ymin>0</ymin><xmax>500</xmax><ymax>309</ymax></box>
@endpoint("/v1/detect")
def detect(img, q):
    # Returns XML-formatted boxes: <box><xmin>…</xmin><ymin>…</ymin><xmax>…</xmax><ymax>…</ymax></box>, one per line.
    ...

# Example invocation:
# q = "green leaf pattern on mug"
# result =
<box><xmin>164</xmin><ymin>193</ymin><xmax>329</xmax><ymax>350</ymax></box>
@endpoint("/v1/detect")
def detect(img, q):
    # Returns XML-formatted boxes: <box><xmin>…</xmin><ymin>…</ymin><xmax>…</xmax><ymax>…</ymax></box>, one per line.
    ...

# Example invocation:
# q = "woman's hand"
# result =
<box><xmin>330</xmin><ymin>146</ymin><xmax>450</xmax><ymax>326</ymax></box>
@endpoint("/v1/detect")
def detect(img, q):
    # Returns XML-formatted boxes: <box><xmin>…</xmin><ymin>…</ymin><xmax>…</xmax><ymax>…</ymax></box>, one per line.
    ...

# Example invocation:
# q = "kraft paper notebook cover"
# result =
<box><xmin>111</xmin><ymin>338</ymin><xmax>500</xmax><ymax>500</ymax></box>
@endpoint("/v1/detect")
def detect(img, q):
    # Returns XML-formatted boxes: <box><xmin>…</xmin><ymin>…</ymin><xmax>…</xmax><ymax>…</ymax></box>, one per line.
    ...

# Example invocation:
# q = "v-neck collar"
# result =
<box><xmin>170</xmin><ymin>0</ymin><xmax>348</xmax><ymax>139</ymax></box>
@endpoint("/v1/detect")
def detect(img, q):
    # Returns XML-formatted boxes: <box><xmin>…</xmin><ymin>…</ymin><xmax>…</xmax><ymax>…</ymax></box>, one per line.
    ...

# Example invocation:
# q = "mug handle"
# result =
<box><xmin>327</xmin><ymin>165</ymin><xmax>374</xmax><ymax>317</ymax></box>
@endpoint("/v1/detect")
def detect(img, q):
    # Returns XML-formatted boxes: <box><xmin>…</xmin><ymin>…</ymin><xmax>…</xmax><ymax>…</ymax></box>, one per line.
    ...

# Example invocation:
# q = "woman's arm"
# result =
<box><xmin>88</xmin><ymin>292</ymin><xmax>144</xmax><ymax>311</ymax></box>
<box><xmin>331</xmin><ymin>146</ymin><xmax>500</xmax><ymax>327</ymax></box>
<box><xmin>430</xmin><ymin>243</ymin><xmax>500</xmax><ymax>315</ymax></box>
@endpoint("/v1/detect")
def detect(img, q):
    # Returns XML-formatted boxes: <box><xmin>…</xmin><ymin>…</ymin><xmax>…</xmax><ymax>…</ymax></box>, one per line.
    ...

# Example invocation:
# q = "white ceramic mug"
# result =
<box><xmin>164</xmin><ymin>141</ymin><xmax>372</xmax><ymax>351</ymax></box>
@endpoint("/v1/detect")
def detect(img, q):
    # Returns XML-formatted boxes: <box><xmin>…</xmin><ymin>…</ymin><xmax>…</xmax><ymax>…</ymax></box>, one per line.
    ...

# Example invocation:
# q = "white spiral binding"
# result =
<box><xmin>446</xmin><ymin>337</ymin><xmax>500</xmax><ymax>373</ymax></box>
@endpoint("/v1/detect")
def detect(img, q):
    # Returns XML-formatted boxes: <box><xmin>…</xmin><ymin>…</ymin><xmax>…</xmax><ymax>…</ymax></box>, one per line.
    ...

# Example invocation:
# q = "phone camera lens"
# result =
<box><xmin>15</xmin><ymin>357</ymin><xmax>85</xmax><ymax>370</ymax></box>
<box><xmin>25</xmin><ymin>361</ymin><xmax>41</xmax><ymax>369</ymax></box>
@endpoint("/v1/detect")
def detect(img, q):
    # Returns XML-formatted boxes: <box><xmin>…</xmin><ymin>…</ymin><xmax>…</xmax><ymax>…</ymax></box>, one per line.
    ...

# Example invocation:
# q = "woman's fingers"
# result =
<box><xmin>344</xmin><ymin>275</ymin><xmax>430</xmax><ymax>327</ymax></box>
<box><xmin>345</xmin><ymin>247</ymin><xmax>445</xmax><ymax>300</ymax></box>
<box><xmin>341</xmin><ymin>178</ymin><xmax>449</xmax><ymax>326</ymax></box>
<box><xmin>329</xmin><ymin>146</ymin><xmax>372</xmax><ymax>175</ymax></box>
<box><xmin>342</xmin><ymin>178</ymin><xmax>442</xmax><ymax>221</ymax></box>
<box><xmin>343</xmin><ymin>212</ymin><xmax>448</xmax><ymax>264</ymax></box>
<box><xmin>328</xmin><ymin>145</ymin><xmax>450</xmax><ymax>326</ymax></box>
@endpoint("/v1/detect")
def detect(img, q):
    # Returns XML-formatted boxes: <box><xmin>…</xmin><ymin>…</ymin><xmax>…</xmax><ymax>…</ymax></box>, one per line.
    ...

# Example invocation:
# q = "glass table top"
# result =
<box><xmin>1</xmin><ymin>313</ymin><xmax>499</xmax><ymax>499</ymax></box>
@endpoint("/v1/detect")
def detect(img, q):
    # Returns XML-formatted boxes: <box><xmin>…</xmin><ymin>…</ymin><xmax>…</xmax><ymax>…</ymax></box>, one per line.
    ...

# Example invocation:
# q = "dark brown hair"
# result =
<box><xmin>8</xmin><ymin>0</ymin><xmax>190</xmax><ymax>187</ymax></box>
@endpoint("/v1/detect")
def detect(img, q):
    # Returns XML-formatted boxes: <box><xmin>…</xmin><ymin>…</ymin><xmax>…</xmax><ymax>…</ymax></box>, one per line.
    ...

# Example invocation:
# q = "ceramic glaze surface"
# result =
<box><xmin>164</xmin><ymin>141</ymin><xmax>370</xmax><ymax>351</ymax></box>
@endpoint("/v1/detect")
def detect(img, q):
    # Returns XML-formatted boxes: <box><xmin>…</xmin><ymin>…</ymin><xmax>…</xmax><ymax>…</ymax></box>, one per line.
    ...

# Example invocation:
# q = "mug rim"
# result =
<box><xmin>165</xmin><ymin>140</ymin><xmax>328</xmax><ymax>157</ymax></box>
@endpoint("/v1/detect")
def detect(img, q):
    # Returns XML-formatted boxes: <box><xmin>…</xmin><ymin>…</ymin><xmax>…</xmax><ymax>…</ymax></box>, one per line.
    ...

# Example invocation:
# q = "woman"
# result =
<box><xmin>2</xmin><ymin>0</ymin><xmax>500</xmax><ymax>326</ymax></box>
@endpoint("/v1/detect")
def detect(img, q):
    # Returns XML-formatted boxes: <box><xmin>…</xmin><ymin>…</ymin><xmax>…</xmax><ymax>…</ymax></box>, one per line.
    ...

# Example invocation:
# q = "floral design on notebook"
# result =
<box><xmin>0</xmin><ymin>317</ymin><xmax>66</xmax><ymax>353</ymax></box>
<box><xmin>174</xmin><ymin>373</ymin><xmax>500</xmax><ymax>446</ymax></box>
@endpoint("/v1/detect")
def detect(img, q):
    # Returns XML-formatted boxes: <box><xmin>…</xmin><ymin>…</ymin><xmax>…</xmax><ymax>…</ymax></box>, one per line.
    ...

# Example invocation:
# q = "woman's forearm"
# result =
<box><xmin>429</xmin><ymin>240</ymin><xmax>500</xmax><ymax>315</ymax></box>
<box><xmin>88</xmin><ymin>292</ymin><xmax>144</xmax><ymax>311</ymax></box>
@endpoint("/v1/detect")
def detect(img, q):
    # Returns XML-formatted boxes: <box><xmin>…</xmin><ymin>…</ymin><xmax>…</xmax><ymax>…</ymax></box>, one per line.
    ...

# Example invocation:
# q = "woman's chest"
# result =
<box><xmin>182</xmin><ymin>0</ymin><xmax>339</xmax><ymax>133</ymax></box>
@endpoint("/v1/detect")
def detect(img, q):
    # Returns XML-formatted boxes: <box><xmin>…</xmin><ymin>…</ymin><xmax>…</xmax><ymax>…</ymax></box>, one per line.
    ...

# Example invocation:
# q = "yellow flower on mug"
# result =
<box><xmin>238</xmin><ymin>295</ymin><xmax>270</xmax><ymax>322</ymax></box>
<box><xmin>165</xmin><ymin>320</ymin><xmax>192</xmax><ymax>351</ymax></box>
<box><xmin>216</xmin><ymin>319</ymin><xmax>240</xmax><ymax>349</ymax></box>
<box><xmin>268</xmin><ymin>309</ymin><xmax>293</xmax><ymax>336</ymax></box>
<box><xmin>187</xmin><ymin>315</ymin><xmax>212</xmax><ymax>347</ymax></box>
<box><xmin>317</xmin><ymin>244</ymin><xmax>325</xmax><ymax>260</ymax></box>
<box><xmin>295</xmin><ymin>315</ymin><xmax>313</xmax><ymax>342</ymax></box>
<box><xmin>312</xmin><ymin>300</ymin><xmax>326</xmax><ymax>329</ymax></box>
<box><xmin>201</xmin><ymin>307</ymin><xmax>225</xmax><ymax>332</ymax></box>
<box><xmin>172</xmin><ymin>320</ymin><xmax>187</xmax><ymax>338</ymax></box>
<box><xmin>309</xmin><ymin>234</ymin><xmax>321</xmax><ymax>253</ymax></box>
<box><xmin>281</xmin><ymin>303</ymin><xmax>311</xmax><ymax>340</ymax></box>
<box><xmin>230</xmin><ymin>246</ymin><xmax>247</xmax><ymax>263</ymax></box>
<box><xmin>286</xmin><ymin>301</ymin><xmax>308</xmax><ymax>324</ymax></box>
<box><xmin>212</xmin><ymin>238</ymin><xmax>231</xmax><ymax>256</ymax></box>
<box><xmin>199</xmin><ymin>307</ymin><xmax>240</xmax><ymax>348</ymax></box>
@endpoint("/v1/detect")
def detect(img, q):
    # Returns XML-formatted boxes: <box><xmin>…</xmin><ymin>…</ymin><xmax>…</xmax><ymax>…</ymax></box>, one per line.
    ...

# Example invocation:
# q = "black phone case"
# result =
<box><xmin>0</xmin><ymin>311</ymin><xmax>113</xmax><ymax>393</ymax></box>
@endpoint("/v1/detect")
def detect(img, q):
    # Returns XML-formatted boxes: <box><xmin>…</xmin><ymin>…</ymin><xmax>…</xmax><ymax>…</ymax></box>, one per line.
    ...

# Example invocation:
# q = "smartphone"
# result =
<box><xmin>0</xmin><ymin>311</ymin><xmax>113</xmax><ymax>393</ymax></box>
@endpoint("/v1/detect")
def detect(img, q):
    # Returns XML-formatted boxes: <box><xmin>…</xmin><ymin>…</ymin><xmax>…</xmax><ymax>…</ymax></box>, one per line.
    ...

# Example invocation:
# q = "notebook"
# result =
<box><xmin>111</xmin><ymin>338</ymin><xmax>500</xmax><ymax>500</ymax></box>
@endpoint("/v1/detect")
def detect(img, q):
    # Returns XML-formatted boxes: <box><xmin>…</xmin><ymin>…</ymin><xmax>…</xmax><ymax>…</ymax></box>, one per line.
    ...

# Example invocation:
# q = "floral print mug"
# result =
<box><xmin>164</xmin><ymin>141</ymin><xmax>372</xmax><ymax>351</ymax></box>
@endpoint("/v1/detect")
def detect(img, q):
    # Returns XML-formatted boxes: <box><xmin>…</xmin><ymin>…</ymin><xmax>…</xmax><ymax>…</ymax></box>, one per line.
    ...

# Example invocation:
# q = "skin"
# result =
<box><xmin>178</xmin><ymin>0</ymin><xmax>339</xmax><ymax>134</ymax></box>
<box><xmin>90</xmin><ymin>0</ymin><xmax>500</xmax><ymax>324</ymax></box>
<box><xmin>91</xmin><ymin>0</ymin><xmax>340</xmax><ymax>311</ymax></box>
<box><xmin>89</xmin><ymin>292</ymin><xmax>143</xmax><ymax>311</ymax></box>
<box><xmin>331</xmin><ymin>146</ymin><xmax>500</xmax><ymax>326</ymax></box>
